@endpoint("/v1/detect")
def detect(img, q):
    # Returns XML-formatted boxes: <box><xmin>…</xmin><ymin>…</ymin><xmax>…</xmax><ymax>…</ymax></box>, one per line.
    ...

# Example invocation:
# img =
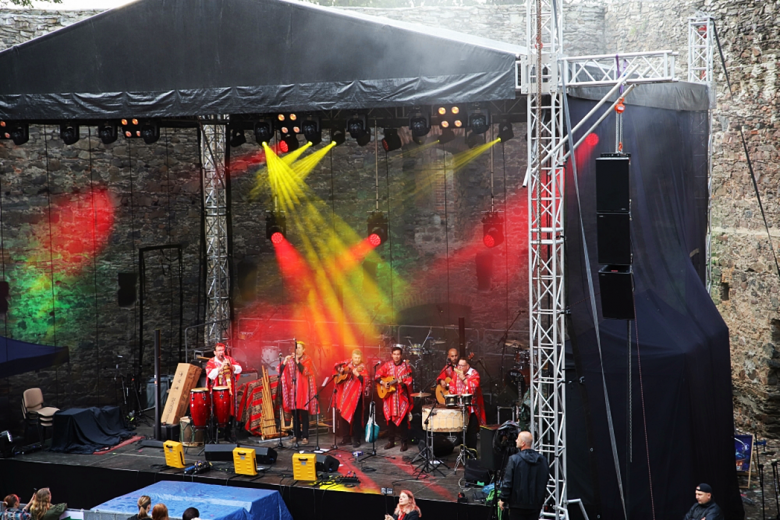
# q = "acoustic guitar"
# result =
<box><xmin>435</xmin><ymin>352</ymin><xmax>475</xmax><ymax>404</ymax></box>
<box><xmin>377</xmin><ymin>376</ymin><xmax>404</xmax><ymax>399</ymax></box>
<box><xmin>334</xmin><ymin>363</ymin><xmax>364</xmax><ymax>385</ymax></box>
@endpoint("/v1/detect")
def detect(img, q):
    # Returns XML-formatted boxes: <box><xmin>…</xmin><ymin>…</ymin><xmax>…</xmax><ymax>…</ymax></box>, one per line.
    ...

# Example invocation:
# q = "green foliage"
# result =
<box><xmin>3</xmin><ymin>0</ymin><xmax>62</xmax><ymax>7</ymax></box>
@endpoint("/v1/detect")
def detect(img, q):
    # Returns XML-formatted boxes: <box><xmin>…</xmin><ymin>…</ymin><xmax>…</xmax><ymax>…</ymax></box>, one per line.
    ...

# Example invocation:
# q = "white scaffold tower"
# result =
<box><xmin>522</xmin><ymin>0</ymin><xmax>678</xmax><ymax>517</ymax></box>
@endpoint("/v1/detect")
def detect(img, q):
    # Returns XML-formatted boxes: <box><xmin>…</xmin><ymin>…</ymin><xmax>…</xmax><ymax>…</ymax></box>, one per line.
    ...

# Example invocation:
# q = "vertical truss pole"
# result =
<box><xmin>688</xmin><ymin>16</ymin><xmax>715</xmax><ymax>291</ymax></box>
<box><xmin>200</xmin><ymin>117</ymin><xmax>231</xmax><ymax>346</ymax></box>
<box><xmin>525</xmin><ymin>0</ymin><xmax>566</xmax><ymax>517</ymax></box>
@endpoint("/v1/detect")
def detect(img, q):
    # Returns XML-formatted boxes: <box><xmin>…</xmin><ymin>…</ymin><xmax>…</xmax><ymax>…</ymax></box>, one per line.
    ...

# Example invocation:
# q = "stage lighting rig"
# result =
<box><xmin>367</xmin><ymin>211</ymin><xmax>388</xmax><ymax>247</ymax></box>
<box><xmin>141</xmin><ymin>120</ymin><xmax>160</xmax><ymax>144</ymax></box>
<box><xmin>60</xmin><ymin>122</ymin><xmax>80</xmax><ymax>145</ymax></box>
<box><xmin>435</xmin><ymin>105</ymin><xmax>463</xmax><ymax>130</ymax></box>
<box><xmin>331</xmin><ymin>126</ymin><xmax>346</xmax><ymax>146</ymax></box>
<box><xmin>468</xmin><ymin>108</ymin><xmax>490</xmax><ymax>135</ymax></box>
<box><xmin>497</xmin><ymin>122</ymin><xmax>514</xmax><ymax>143</ymax></box>
<box><xmin>409</xmin><ymin>109</ymin><xmax>430</xmax><ymax>144</ymax></box>
<box><xmin>482</xmin><ymin>211</ymin><xmax>504</xmax><ymax>248</ymax></box>
<box><xmin>381</xmin><ymin>128</ymin><xmax>402</xmax><ymax>152</ymax></box>
<box><xmin>121</xmin><ymin>118</ymin><xmax>141</xmax><ymax>138</ymax></box>
<box><xmin>254</xmin><ymin>119</ymin><xmax>274</xmax><ymax>145</ymax></box>
<box><xmin>348</xmin><ymin>115</ymin><xmax>371</xmax><ymax>147</ymax></box>
<box><xmin>0</xmin><ymin>121</ymin><xmax>29</xmax><ymax>145</ymax></box>
<box><xmin>466</xmin><ymin>131</ymin><xmax>486</xmax><ymax>149</ymax></box>
<box><xmin>266</xmin><ymin>211</ymin><xmax>287</xmax><ymax>245</ymax></box>
<box><xmin>302</xmin><ymin>116</ymin><xmax>322</xmax><ymax>146</ymax></box>
<box><xmin>98</xmin><ymin>121</ymin><xmax>118</xmax><ymax>144</ymax></box>
<box><xmin>281</xmin><ymin>134</ymin><xmax>299</xmax><ymax>152</ymax></box>
<box><xmin>229</xmin><ymin>123</ymin><xmax>247</xmax><ymax>147</ymax></box>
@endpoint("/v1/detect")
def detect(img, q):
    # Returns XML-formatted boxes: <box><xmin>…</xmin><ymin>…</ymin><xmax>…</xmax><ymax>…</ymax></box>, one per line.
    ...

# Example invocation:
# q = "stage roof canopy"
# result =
<box><xmin>0</xmin><ymin>0</ymin><xmax>524</xmax><ymax>120</ymax></box>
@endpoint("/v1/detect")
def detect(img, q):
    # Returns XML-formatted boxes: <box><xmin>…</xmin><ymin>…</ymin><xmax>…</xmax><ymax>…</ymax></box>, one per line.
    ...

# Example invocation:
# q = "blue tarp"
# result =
<box><xmin>0</xmin><ymin>335</ymin><xmax>69</xmax><ymax>378</ymax></box>
<box><xmin>92</xmin><ymin>482</ymin><xmax>292</xmax><ymax>520</ymax></box>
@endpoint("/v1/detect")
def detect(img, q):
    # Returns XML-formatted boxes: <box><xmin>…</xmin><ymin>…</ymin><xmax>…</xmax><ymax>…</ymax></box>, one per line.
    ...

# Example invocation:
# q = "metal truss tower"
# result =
<box><xmin>200</xmin><ymin>118</ymin><xmax>231</xmax><ymax>346</ymax></box>
<box><xmin>522</xmin><ymin>0</ymin><xmax>567</xmax><ymax>516</ymax></box>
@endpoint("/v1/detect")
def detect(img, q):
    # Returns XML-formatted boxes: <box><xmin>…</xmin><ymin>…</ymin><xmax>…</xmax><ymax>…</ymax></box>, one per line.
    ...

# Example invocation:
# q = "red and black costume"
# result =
<box><xmin>278</xmin><ymin>353</ymin><xmax>318</xmax><ymax>441</ymax></box>
<box><xmin>375</xmin><ymin>360</ymin><xmax>413</xmax><ymax>446</ymax></box>
<box><xmin>206</xmin><ymin>353</ymin><xmax>242</xmax><ymax>416</ymax></box>
<box><xmin>449</xmin><ymin>366</ymin><xmax>486</xmax><ymax>449</ymax></box>
<box><xmin>334</xmin><ymin>359</ymin><xmax>368</xmax><ymax>446</ymax></box>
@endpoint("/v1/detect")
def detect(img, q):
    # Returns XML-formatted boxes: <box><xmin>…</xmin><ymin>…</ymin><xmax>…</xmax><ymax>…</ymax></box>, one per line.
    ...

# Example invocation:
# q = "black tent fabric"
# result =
<box><xmin>50</xmin><ymin>406</ymin><xmax>134</xmax><ymax>454</ymax></box>
<box><xmin>0</xmin><ymin>0</ymin><xmax>523</xmax><ymax>120</ymax></box>
<box><xmin>0</xmin><ymin>336</ymin><xmax>69</xmax><ymax>378</ymax></box>
<box><xmin>564</xmin><ymin>89</ymin><xmax>743</xmax><ymax>520</ymax></box>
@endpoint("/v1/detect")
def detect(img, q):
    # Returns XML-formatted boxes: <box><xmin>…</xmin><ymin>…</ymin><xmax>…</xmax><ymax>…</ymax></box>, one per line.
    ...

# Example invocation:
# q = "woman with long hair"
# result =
<box><xmin>127</xmin><ymin>496</ymin><xmax>151</xmax><ymax>520</ymax></box>
<box><xmin>3</xmin><ymin>494</ymin><xmax>30</xmax><ymax>520</ymax></box>
<box><xmin>151</xmin><ymin>504</ymin><xmax>168</xmax><ymax>520</ymax></box>
<box><xmin>383</xmin><ymin>490</ymin><xmax>421</xmax><ymax>520</ymax></box>
<box><xmin>28</xmin><ymin>489</ymin><xmax>66</xmax><ymax>520</ymax></box>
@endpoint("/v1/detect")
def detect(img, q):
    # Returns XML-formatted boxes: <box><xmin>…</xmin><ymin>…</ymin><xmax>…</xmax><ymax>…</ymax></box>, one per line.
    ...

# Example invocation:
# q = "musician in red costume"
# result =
<box><xmin>375</xmin><ymin>346</ymin><xmax>413</xmax><ymax>451</ymax></box>
<box><xmin>448</xmin><ymin>357</ymin><xmax>486</xmax><ymax>450</ymax></box>
<box><xmin>205</xmin><ymin>342</ymin><xmax>242</xmax><ymax>413</ymax></box>
<box><xmin>436</xmin><ymin>348</ymin><xmax>460</xmax><ymax>391</ymax></box>
<box><xmin>278</xmin><ymin>341</ymin><xmax>318</xmax><ymax>446</ymax></box>
<box><xmin>334</xmin><ymin>349</ymin><xmax>368</xmax><ymax>448</ymax></box>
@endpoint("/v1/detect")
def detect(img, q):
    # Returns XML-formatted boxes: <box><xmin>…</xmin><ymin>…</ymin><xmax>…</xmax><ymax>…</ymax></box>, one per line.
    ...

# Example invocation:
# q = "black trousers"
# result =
<box><xmin>386</xmin><ymin>416</ymin><xmax>409</xmax><ymax>442</ymax></box>
<box><xmin>507</xmin><ymin>508</ymin><xmax>541</xmax><ymax>520</ymax></box>
<box><xmin>338</xmin><ymin>404</ymin><xmax>364</xmax><ymax>441</ymax></box>
<box><xmin>292</xmin><ymin>410</ymin><xmax>309</xmax><ymax>440</ymax></box>
<box><xmin>465</xmin><ymin>412</ymin><xmax>480</xmax><ymax>450</ymax></box>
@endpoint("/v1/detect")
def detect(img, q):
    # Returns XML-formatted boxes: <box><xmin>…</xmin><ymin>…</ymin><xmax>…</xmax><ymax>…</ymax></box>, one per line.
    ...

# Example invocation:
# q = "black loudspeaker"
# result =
<box><xmin>479</xmin><ymin>425</ymin><xmax>501</xmax><ymax>471</ymax></box>
<box><xmin>205</xmin><ymin>444</ymin><xmax>238</xmax><ymax>462</ymax></box>
<box><xmin>316</xmin><ymin>454</ymin><xmax>340</xmax><ymax>473</ymax></box>
<box><xmin>256</xmin><ymin>447</ymin><xmax>278</xmax><ymax>465</ymax></box>
<box><xmin>599</xmin><ymin>265</ymin><xmax>635</xmax><ymax>320</ymax></box>
<box><xmin>163</xmin><ymin>423</ymin><xmax>180</xmax><ymax>442</ymax></box>
<box><xmin>596</xmin><ymin>156</ymin><xmax>630</xmax><ymax>213</ymax></box>
<box><xmin>117</xmin><ymin>272</ymin><xmax>137</xmax><ymax>307</ymax></box>
<box><xmin>596</xmin><ymin>213</ymin><xmax>631</xmax><ymax>265</ymax></box>
<box><xmin>464</xmin><ymin>459</ymin><xmax>492</xmax><ymax>484</ymax></box>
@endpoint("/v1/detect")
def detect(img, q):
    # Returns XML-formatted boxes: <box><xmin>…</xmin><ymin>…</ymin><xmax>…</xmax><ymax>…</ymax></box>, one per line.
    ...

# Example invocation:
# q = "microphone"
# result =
<box><xmin>322</xmin><ymin>377</ymin><xmax>331</xmax><ymax>388</ymax></box>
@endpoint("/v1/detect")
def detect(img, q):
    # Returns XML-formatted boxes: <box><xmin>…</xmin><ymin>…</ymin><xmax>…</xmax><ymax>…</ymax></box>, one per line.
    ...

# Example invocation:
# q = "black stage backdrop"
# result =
<box><xmin>564</xmin><ymin>94</ymin><xmax>744</xmax><ymax>520</ymax></box>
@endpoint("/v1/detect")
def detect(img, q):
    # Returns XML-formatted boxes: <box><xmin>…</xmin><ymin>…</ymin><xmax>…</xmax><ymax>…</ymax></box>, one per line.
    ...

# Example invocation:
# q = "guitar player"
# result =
<box><xmin>436</xmin><ymin>348</ymin><xmax>461</xmax><ymax>402</ymax></box>
<box><xmin>333</xmin><ymin>349</ymin><xmax>368</xmax><ymax>448</ymax></box>
<box><xmin>375</xmin><ymin>346</ymin><xmax>413</xmax><ymax>451</ymax></box>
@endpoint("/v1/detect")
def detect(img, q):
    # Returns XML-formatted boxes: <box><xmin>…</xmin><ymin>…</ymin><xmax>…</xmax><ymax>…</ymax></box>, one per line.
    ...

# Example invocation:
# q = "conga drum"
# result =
<box><xmin>189</xmin><ymin>387</ymin><xmax>211</xmax><ymax>429</ymax></box>
<box><xmin>213</xmin><ymin>386</ymin><xmax>231</xmax><ymax>427</ymax></box>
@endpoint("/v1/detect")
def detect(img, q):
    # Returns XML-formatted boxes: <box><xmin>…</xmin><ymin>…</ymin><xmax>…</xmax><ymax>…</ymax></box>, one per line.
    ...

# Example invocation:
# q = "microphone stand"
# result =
<box><xmin>275</xmin><ymin>353</ymin><xmax>288</xmax><ymax>451</ymax></box>
<box><xmin>359</xmin><ymin>361</ymin><xmax>382</xmax><ymax>463</ymax></box>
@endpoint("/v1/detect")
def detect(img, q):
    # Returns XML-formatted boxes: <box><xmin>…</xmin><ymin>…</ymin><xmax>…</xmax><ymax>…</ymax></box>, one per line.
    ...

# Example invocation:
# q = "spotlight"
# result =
<box><xmin>281</xmin><ymin>134</ymin><xmax>299</xmax><ymax>153</ymax></box>
<box><xmin>331</xmin><ymin>127</ymin><xmax>346</xmax><ymax>146</ymax></box>
<box><xmin>98</xmin><ymin>121</ymin><xmax>118</xmax><ymax>145</ymax></box>
<box><xmin>482</xmin><ymin>211</ymin><xmax>504</xmax><ymax>248</ymax></box>
<box><xmin>435</xmin><ymin>105</ymin><xmax>462</xmax><ymax>130</ymax></box>
<box><xmin>438</xmin><ymin>128</ymin><xmax>455</xmax><ymax>145</ymax></box>
<box><xmin>367</xmin><ymin>211</ymin><xmax>388</xmax><ymax>247</ymax></box>
<box><xmin>498</xmin><ymin>122</ymin><xmax>514</xmax><ymax>143</ymax></box>
<box><xmin>348</xmin><ymin>115</ymin><xmax>371</xmax><ymax>146</ymax></box>
<box><xmin>253</xmin><ymin>120</ymin><xmax>274</xmax><ymax>145</ymax></box>
<box><xmin>302</xmin><ymin>116</ymin><xmax>322</xmax><ymax>146</ymax></box>
<box><xmin>468</xmin><ymin>109</ymin><xmax>490</xmax><ymax>135</ymax></box>
<box><xmin>356</xmin><ymin>128</ymin><xmax>371</xmax><ymax>147</ymax></box>
<box><xmin>409</xmin><ymin>110</ymin><xmax>430</xmax><ymax>140</ymax></box>
<box><xmin>229</xmin><ymin>124</ymin><xmax>247</xmax><ymax>147</ymax></box>
<box><xmin>141</xmin><ymin>120</ymin><xmax>159</xmax><ymax>144</ymax></box>
<box><xmin>0</xmin><ymin>121</ymin><xmax>29</xmax><ymax>145</ymax></box>
<box><xmin>60</xmin><ymin>123</ymin><xmax>80</xmax><ymax>145</ymax></box>
<box><xmin>121</xmin><ymin>118</ymin><xmax>142</xmax><ymax>138</ymax></box>
<box><xmin>266</xmin><ymin>211</ymin><xmax>287</xmax><ymax>244</ymax></box>
<box><xmin>381</xmin><ymin>129</ymin><xmax>402</xmax><ymax>152</ymax></box>
<box><xmin>466</xmin><ymin>131</ymin><xmax>486</xmax><ymax>149</ymax></box>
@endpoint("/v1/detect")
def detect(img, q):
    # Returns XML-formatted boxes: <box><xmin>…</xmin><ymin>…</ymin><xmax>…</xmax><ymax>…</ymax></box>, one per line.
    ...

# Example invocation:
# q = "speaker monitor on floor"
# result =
<box><xmin>292</xmin><ymin>453</ymin><xmax>317</xmax><ymax>481</ymax></box>
<box><xmin>233</xmin><ymin>447</ymin><xmax>257</xmax><ymax>476</ymax></box>
<box><xmin>205</xmin><ymin>443</ymin><xmax>238</xmax><ymax>462</ymax></box>
<box><xmin>599</xmin><ymin>265</ymin><xmax>635</xmax><ymax>320</ymax></box>
<box><xmin>164</xmin><ymin>440</ymin><xmax>185</xmax><ymax>468</ymax></box>
<box><xmin>316</xmin><ymin>453</ymin><xmax>340</xmax><ymax>473</ymax></box>
<box><xmin>256</xmin><ymin>447</ymin><xmax>277</xmax><ymax>465</ymax></box>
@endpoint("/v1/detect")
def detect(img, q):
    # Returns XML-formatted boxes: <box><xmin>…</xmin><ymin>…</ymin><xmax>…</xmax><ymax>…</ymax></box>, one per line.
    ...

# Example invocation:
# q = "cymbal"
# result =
<box><xmin>403</xmin><ymin>336</ymin><xmax>414</xmax><ymax>339</ymax></box>
<box><xmin>196</xmin><ymin>356</ymin><xmax>211</xmax><ymax>361</ymax></box>
<box><xmin>432</xmin><ymin>340</ymin><xmax>447</xmax><ymax>345</ymax></box>
<box><xmin>410</xmin><ymin>392</ymin><xmax>431</xmax><ymax>398</ymax></box>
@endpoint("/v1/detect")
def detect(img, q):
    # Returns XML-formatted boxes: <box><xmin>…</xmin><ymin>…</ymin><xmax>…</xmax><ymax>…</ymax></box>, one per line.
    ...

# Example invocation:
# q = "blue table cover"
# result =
<box><xmin>91</xmin><ymin>482</ymin><xmax>292</xmax><ymax>520</ymax></box>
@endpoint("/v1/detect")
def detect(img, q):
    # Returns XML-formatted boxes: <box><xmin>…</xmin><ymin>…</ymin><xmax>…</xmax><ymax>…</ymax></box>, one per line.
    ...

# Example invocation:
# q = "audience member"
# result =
<box><xmin>181</xmin><ymin>508</ymin><xmax>199</xmax><ymax>520</ymax></box>
<box><xmin>127</xmin><ymin>496</ymin><xmax>151</xmax><ymax>520</ymax></box>
<box><xmin>151</xmin><ymin>504</ymin><xmax>168</xmax><ymax>520</ymax></box>
<box><xmin>28</xmin><ymin>489</ymin><xmax>66</xmax><ymax>520</ymax></box>
<box><xmin>3</xmin><ymin>495</ymin><xmax>30</xmax><ymax>520</ymax></box>
<box><xmin>383</xmin><ymin>490</ymin><xmax>421</xmax><ymax>520</ymax></box>
<box><xmin>682</xmin><ymin>483</ymin><xmax>722</xmax><ymax>520</ymax></box>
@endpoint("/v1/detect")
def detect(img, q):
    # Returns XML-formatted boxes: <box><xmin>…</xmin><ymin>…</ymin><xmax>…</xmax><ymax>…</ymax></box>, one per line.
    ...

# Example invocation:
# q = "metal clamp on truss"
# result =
<box><xmin>517</xmin><ymin>53</ymin><xmax>559</xmax><ymax>95</ymax></box>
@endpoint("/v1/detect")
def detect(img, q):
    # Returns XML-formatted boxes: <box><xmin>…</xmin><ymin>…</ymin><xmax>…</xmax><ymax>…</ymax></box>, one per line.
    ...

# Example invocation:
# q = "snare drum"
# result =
<box><xmin>180</xmin><ymin>416</ymin><xmax>205</xmax><ymax>447</ymax></box>
<box><xmin>459</xmin><ymin>393</ymin><xmax>473</xmax><ymax>407</ymax></box>
<box><xmin>423</xmin><ymin>405</ymin><xmax>464</xmax><ymax>432</ymax></box>
<box><xmin>189</xmin><ymin>387</ymin><xmax>211</xmax><ymax>429</ymax></box>
<box><xmin>444</xmin><ymin>394</ymin><xmax>458</xmax><ymax>408</ymax></box>
<box><xmin>213</xmin><ymin>386</ymin><xmax>231</xmax><ymax>427</ymax></box>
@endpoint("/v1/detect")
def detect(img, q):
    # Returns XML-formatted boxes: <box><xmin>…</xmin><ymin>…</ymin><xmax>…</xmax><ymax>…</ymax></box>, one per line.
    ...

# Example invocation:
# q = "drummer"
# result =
<box><xmin>447</xmin><ymin>357</ymin><xmax>486</xmax><ymax>450</ymax></box>
<box><xmin>206</xmin><ymin>342</ymin><xmax>242</xmax><ymax>420</ymax></box>
<box><xmin>436</xmin><ymin>348</ymin><xmax>460</xmax><ymax>391</ymax></box>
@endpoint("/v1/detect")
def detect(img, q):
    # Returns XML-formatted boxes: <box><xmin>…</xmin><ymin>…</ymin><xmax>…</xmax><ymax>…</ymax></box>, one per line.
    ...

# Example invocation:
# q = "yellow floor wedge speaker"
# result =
<box><xmin>164</xmin><ymin>440</ymin><xmax>186</xmax><ymax>468</ymax></box>
<box><xmin>292</xmin><ymin>453</ymin><xmax>317</xmax><ymax>481</ymax></box>
<box><xmin>233</xmin><ymin>447</ymin><xmax>257</xmax><ymax>476</ymax></box>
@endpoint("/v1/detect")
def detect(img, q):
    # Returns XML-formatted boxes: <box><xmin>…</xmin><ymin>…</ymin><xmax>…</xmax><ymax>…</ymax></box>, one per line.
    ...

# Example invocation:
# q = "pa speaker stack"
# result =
<box><xmin>596</xmin><ymin>154</ymin><xmax>634</xmax><ymax>320</ymax></box>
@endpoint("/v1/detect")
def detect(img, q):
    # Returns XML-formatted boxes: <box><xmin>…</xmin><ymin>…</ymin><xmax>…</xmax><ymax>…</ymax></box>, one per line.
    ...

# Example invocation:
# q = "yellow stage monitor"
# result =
<box><xmin>292</xmin><ymin>453</ymin><xmax>317</xmax><ymax>481</ymax></box>
<box><xmin>233</xmin><ymin>447</ymin><xmax>257</xmax><ymax>476</ymax></box>
<box><xmin>164</xmin><ymin>440</ymin><xmax>185</xmax><ymax>469</ymax></box>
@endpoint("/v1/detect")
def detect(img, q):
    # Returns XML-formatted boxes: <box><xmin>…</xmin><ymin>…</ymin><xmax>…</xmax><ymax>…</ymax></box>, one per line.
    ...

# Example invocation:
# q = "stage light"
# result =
<box><xmin>438</xmin><ymin>128</ymin><xmax>455</xmax><ymax>144</ymax></box>
<box><xmin>141</xmin><ymin>120</ymin><xmax>160</xmax><ymax>144</ymax></box>
<box><xmin>331</xmin><ymin>127</ymin><xmax>346</xmax><ymax>146</ymax></box>
<box><xmin>497</xmin><ymin>122</ymin><xmax>514</xmax><ymax>143</ymax></box>
<box><xmin>367</xmin><ymin>211</ymin><xmax>388</xmax><ymax>247</ymax></box>
<box><xmin>97</xmin><ymin>121</ymin><xmax>118</xmax><ymax>144</ymax></box>
<box><xmin>381</xmin><ymin>128</ymin><xmax>402</xmax><ymax>152</ymax></box>
<box><xmin>281</xmin><ymin>134</ymin><xmax>299</xmax><ymax>152</ymax></box>
<box><xmin>60</xmin><ymin>123</ymin><xmax>80</xmax><ymax>145</ymax></box>
<box><xmin>302</xmin><ymin>117</ymin><xmax>322</xmax><ymax>146</ymax></box>
<box><xmin>229</xmin><ymin>124</ymin><xmax>247</xmax><ymax>147</ymax></box>
<box><xmin>254</xmin><ymin>119</ymin><xmax>274</xmax><ymax>144</ymax></box>
<box><xmin>482</xmin><ymin>211</ymin><xmax>504</xmax><ymax>248</ymax></box>
<box><xmin>0</xmin><ymin>121</ymin><xmax>29</xmax><ymax>145</ymax></box>
<box><xmin>348</xmin><ymin>115</ymin><xmax>371</xmax><ymax>146</ymax></box>
<box><xmin>466</xmin><ymin>131</ymin><xmax>486</xmax><ymax>149</ymax></box>
<box><xmin>435</xmin><ymin>105</ymin><xmax>462</xmax><ymax>131</ymax></box>
<box><xmin>468</xmin><ymin>109</ymin><xmax>490</xmax><ymax>135</ymax></box>
<box><xmin>266</xmin><ymin>211</ymin><xmax>287</xmax><ymax>243</ymax></box>
<box><xmin>409</xmin><ymin>110</ymin><xmax>430</xmax><ymax>139</ymax></box>
<box><xmin>121</xmin><ymin>118</ymin><xmax>142</xmax><ymax>138</ymax></box>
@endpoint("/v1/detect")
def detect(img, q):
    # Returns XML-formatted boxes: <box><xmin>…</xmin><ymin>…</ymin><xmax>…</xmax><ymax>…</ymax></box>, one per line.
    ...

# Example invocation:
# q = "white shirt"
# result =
<box><xmin>207</xmin><ymin>356</ymin><xmax>242</xmax><ymax>380</ymax></box>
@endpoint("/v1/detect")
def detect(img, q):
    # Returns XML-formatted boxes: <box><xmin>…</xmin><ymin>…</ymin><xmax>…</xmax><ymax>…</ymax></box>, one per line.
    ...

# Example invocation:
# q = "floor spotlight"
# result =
<box><xmin>482</xmin><ymin>211</ymin><xmax>504</xmax><ymax>248</ymax></box>
<box><xmin>98</xmin><ymin>121</ymin><xmax>118</xmax><ymax>145</ymax></box>
<box><xmin>254</xmin><ymin>119</ymin><xmax>274</xmax><ymax>145</ymax></box>
<box><xmin>281</xmin><ymin>134</ymin><xmax>299</xmax><ymax>153</ymax></box>
<box><xmin>331</xmin><ymin>127</ymin><xmax>346</xmax><ymax>146</ymax></box>
<box><xmin>382</xmin><ymin>129</ymin><xmax>402</xmax><ymax>152</ymax></box>
<box><xmin>468</xmin><ymin>108</ymin><xmax>490</xmax><ymax>135</ymax></box>
<box><xmin>60</xmin><ymin>123</ymin><xmax>80</xmax><ymax>145</ymax></box>
<box><xmin>302</xmin><ymin>116</ymin><xmax>322</xmax><ymax>146</ymax></box>
<box><xmin>1</xmin><ymin>121</ymin><xmax>29</xmax><ymax>145</ymax></box>
<box><xmin>229</xmin><ymin>124</ymin><xmax>247</xmax><ymax>147</ymax></box>
<box><xmin>367</xmin><ymin>211</ymin><xmax>388</xmax><ymax>247</ymax></box>
<box><xmin>438</xmin><ymin>128</ymin><xmax>455</xmax><ymax>145</ymax></box>
<box><xmin>498</xmin><ymin>122</ymin><xmax>514</xmax><ymax>143</ymax></box>
<box><xmin>466</xmin><ymin>131</ymin><xmax>486</xmax><ymax>149</ymax></box>
<box><xmin>141</xmin><ymin>120</ymin><xmax>159</xmax><ymax>144</ymax></box>
<box><xmin>266</xmin><ymin>211</ymin><xmax>287</xmax><ymax>244</ymax></box>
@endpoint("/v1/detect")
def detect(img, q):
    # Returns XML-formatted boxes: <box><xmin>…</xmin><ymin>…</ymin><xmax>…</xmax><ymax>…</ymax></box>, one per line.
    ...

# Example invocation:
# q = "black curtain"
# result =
<box><xmin>564</xmin><ymin>95</ymin><xmax>743</xmax><ymax>520</ymax></box>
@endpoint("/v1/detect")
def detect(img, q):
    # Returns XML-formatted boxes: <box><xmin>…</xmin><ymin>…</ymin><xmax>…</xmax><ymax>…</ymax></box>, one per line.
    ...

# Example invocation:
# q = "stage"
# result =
<box><xmin>0</xmin><ymin>423</ymin><xmax>493</xmax><ymax>520</ymax></box>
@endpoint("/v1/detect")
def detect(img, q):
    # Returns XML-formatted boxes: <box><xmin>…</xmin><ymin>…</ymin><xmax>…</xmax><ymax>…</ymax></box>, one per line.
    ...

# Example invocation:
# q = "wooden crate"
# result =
<box><xmin>161</xmin><ymin>363</ymin><xmax>202</xmax><ymax>425</ymax></box>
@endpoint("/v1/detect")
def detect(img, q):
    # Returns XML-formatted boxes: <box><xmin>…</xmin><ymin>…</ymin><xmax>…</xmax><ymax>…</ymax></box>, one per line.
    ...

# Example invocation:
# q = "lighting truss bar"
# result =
<box><xmin>559</xmin><ymin>50</ymin><xmax>678</xmax><ymax>87</ymax></box>
<box><xmin>200</xmin><ymin>116</ymin><xmax>231</xmax><ymax>346</ymax></box>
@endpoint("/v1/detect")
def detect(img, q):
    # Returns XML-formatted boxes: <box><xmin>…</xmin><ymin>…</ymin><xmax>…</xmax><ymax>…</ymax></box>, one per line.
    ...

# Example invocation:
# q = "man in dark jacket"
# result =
<box><xmin>683</xmin><ymin>483</ymin><xmax>723</xmax><ymax>520</ymax></box>
<box><xmin>498</xmin><ymin>431</ymin><xmax>550</xmax><ymax>520</ymax></box>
